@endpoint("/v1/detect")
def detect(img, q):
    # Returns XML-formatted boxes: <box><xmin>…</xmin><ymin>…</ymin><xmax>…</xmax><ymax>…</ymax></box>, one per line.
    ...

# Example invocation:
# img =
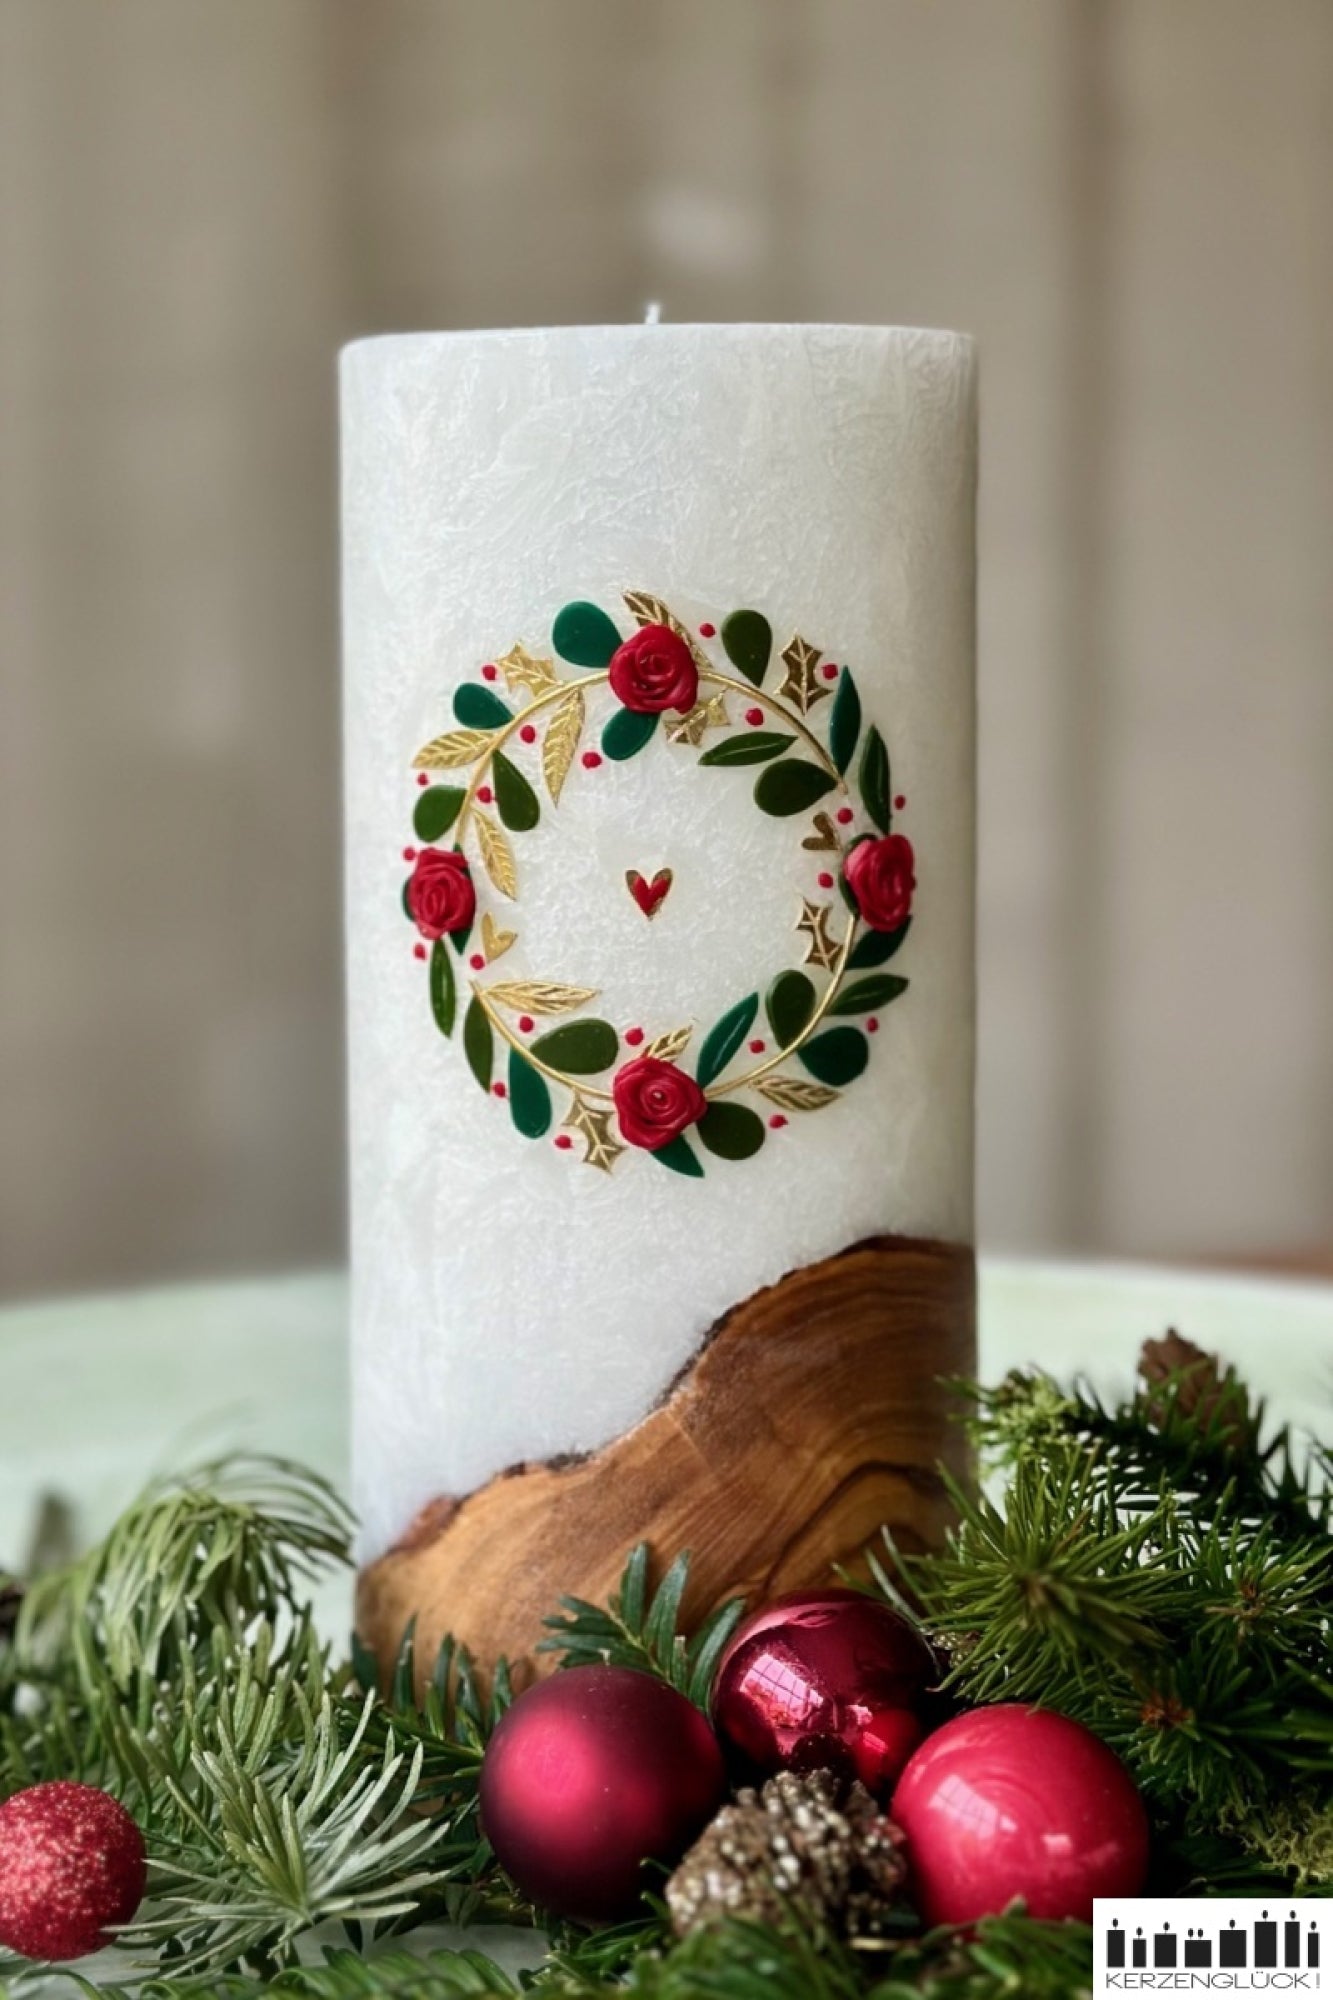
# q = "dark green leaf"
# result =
<box><xmin>508</xmin><ymin>1049</ymin><xmax>551</xmax><ymax>1139</ymax></box>
<box><xmin>529</xmin><ymin>1019</ymin><xmax>619</xmax><ymax>1074</ymax></box>
<box><xmin>720</xmin><ymin>608</ymin><xmax>772</xmax><ymax>686</ymax></box>
<box><xmin>553</xmin><ymin>599</ymin><xmax>622</xmax><ymax>669</ymax></box>
<box><xmin>492</xmin><ymin>750</ymin><xmax>540</xmax><ymax>831</ymax></box>
<box><xmin>799</xmin><ymin>1025</ymin><xmax>869</xmax><ymax>1087</ymax></box>
<box><xmin>412</xmin><ymin>786</ymin><xmax>465</xmax><ymax>843</ymax></box>
<box><xmin>828</xmin><ymin>668</ymin><xmax>862</xmax><ymax>775</ymax></box>
<box><xmin>453</xmin><ymin>684</ymin><xmax>512</xmax><ymax>729</ymax></box>
<box><xmin>697</xmin><ymin>1102</ymin><xmax>766</xmax><ymax>1161</ymax></box>
<box><xmin>462</xmin><ymin>995</ymin><xmax>493</xmax><ymax>1093</ymax></box>
<box><xmin>698</xmin><ymin>731</ymin><xmax>794</xmax><ymax>768</ymax></box>
<box><xmin>766</xmin><ymin>969</ymin><xmax>817</xmax><ymax>1047</ymax></box>
<box><xmin>401</xmin><ymin>879</ymin><xmax>414</xmax><ymax>923</ymax></box>
<box><xmin>848</xmin><ymin>917</ymin><xmax>912</xmax><ymax>968</ymax></box>
<box><xmin>602</xmin><ymin>706</ymin><xmax>659</xmax><ymax>761</ymax></box>
<box><xmin>827</xmin><ymin>973</ymin><xmax>908</xmax><ymax>1016</ymax></box>
<box><xmin>429</xmin><ymin>940</ymin><xmax>456</xmax><ymax>1037</ymax></box>
<box><xmin>651</xmin><ymin>1134</ymin><xmax>705</xmax><ymax>1177</ymax></box>
<box><xmin>450</xmin><ymin>914</ymin><xmax>474</xmax><ymax>957</ymax></box>
<box><xmin>859</xmin><ymin>724</ymin><xmax>891</xmax><ymax>832</ymax></box>
<box><xmin>753</xmin><ymin>758</ymin><xmax>838</xmax><ymax>817</ymax></box>
<box><xmin>696</xmin><ymin>993</ymin><xmax>759</xmax><ymax>1088</ymax></box>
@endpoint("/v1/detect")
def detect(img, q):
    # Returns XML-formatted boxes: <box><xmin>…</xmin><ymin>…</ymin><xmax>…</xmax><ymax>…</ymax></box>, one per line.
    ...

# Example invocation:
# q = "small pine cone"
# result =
<box><xmin>1139</xmin><ymin>1330</ymin><xmax>1248</xmax><ymax>1445</ymax></box>
<box><xmin>666</xmin><ymin>1767</ymin><xmax>908</xmax><ymax>1941</ymax></box>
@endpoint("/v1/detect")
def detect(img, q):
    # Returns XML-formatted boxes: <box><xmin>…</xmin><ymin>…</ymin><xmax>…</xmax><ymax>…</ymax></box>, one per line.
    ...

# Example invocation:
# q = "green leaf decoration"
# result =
<box><xmin>753</xmin><ymin>758</ymin><xmax>838</xmax><ymax>817</ymax></box>
<box><xmin>766</xmin><ymin>969</ymin><xmax>817</xmax><ymax>1047</ymax></box>
<box><xmin>529</xmin><ymin>1018</ymin><xmax>619</xmax><ymax>1074</ymax></box>
<box><xmin>401</xmin><ymin>880</ymin><xmax>413</xmax><ymax>923</ymax></box>
<box><xmin>453</xmin><ymin>684</ymin><xmax>512</xmax><ymax>729</ymax></box>
<box><xmin>699</xmin><ymin>731</ymin><xmax>795</xmax><ymax>768</ymax></box>
<box><xmin>720</xmin><ymin>608</ymin><xmax>772</xmax><ymax>687</ymax></box>
<box><xmin>450</xmin><ymin>915</ymin><xmax>474</xmax><ymax>957</ymax></box>
<box><xmin>428</xmin><ymin>940</ymin><xmax>456</xmax><ymax>1038</ymax></box>
<box><xmin>859</xmin><ymin>724</ymin><xmax>891</xmax><ymax>832</ymax></box>
<box><xmin>508</xmin><ymin>1048</ymin><xmax>551</xmax><ymax>1139</ymax></box>
<box><xmin>696</xmin><ymin>993</ymin><xmax>759</xmax><ymax>1089</ymax></box>
<box><xmin>492</xmin><ymin>750</ymin><xmax>540</xmax><ymax>831</ymax></box>
<box><xmin>652</xmin><ymin>1133</ymin><xmax>705</xmax><ymax>1177</ymax></box>
<box><xmin>799</xmin><ymin>1025</ymin><xmax>869</xmax><ymax>1087</ymax></box>
<box><xmin>553</xmin><ymin>599</ymin><xmax>622</xmax><ymax>669</ymax></box>
<box><xmin>462</xmin><ymin>995</ymin><xmax>493</xmax><ymax>1093</ymax></box>
<box><xmin>602</xmin><ymin>706</ymin><xmax>659</xmax><ymax>761</ymax></box>
<box><xmin>412</xmin><ymin>785</ymin><xmax>465</xmax><ymax>843</ymax></box>
<box><xmin>697</xmin><ymin>1102</ymin><xmax>766</xmax><ymax>1161</ymax></box>
<box><xmin>828</xmin><ymin>669</ymin><xmax>862</xmax><ymax>775</ymax></box>
<box><xmin>828</xmin><ymin>973</ymin><xmax>908</xmax><ymax>1016</ymax></box>
<box><xmin>848</xmin><ymin>917</ymin><xmax>912</xmax><ymax>969</ymax></box>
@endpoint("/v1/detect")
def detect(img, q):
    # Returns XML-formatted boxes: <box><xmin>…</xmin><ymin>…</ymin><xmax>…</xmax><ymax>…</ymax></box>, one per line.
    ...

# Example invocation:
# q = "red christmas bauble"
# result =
<box><xmin>711</xmin><ymin>1588</ymin><xmax>940</xmax><ymax>1797</ymax></box>
<box><xmin>891</xmin><ymin>1704</ymin><xmax>1150</xmax><ymax>1925</ymax></box>
<box><xmin>0</xmin><ymin>1782</ymin><xmax>147</xmax><ymax>1961</ymax></box>
<box><xmin>479</xmin><ymin>1665</ymin><xmax>727</xmax><ymax>1922</ymax></box>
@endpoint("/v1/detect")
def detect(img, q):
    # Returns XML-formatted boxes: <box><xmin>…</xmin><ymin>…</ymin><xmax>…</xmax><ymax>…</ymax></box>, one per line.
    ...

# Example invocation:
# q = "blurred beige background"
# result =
<box><xmin>1</xmin><ymin>0</ymin><xmax>1331</xmax><ymax>1300</ymax></box>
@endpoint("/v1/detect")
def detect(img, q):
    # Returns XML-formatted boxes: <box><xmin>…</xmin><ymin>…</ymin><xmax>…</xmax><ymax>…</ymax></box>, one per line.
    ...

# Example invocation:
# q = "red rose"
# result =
<box><xmin>407</xmin><ymin>847</ymin><xmax>476</xmax><ymax>939</ymax></box>
<box><xmin>608</xmin><ymin>624</ymin><xmax>700</xmax><ymax>715</ymax></box>
<box><xmin>844</xmin><ymin>833</ymin><xmax>915</xmax><ymax>932</ymax></box>
<box><xmin>612</xmin><ymin>1056</ymin><xmax>708</xmax><ymax>1151</ymax></box>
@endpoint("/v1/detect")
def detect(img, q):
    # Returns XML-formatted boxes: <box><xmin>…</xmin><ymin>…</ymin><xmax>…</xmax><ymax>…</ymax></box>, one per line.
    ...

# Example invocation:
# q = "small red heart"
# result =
<box><xmin>626</xmin><ymin>868</ymin><xmax>673</xmax><ymax>919</ymax></box>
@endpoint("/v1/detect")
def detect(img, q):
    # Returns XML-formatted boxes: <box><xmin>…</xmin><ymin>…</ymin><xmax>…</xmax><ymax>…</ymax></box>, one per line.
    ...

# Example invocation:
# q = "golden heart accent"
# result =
<box><xmin>481</xmin><ymin>912</ymin><xmax>517</xmax><ymax>961</ymax></box>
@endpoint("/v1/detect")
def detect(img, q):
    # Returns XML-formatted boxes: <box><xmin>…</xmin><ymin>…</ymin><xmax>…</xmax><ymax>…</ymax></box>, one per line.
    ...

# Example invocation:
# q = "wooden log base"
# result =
<box><xmin>356</xmin><ymin>1233</ymin><xmax>975</xmax><ymax>1692</ymax></box>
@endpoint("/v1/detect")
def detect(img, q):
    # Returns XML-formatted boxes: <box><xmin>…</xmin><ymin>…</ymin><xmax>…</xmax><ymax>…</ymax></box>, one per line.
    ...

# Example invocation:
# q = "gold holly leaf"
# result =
<box><xmin>483</xmin><ymin>980</ymin><xmax>600</xmax><ymax>1017</ymax></box>
<box><xmin>481</xmin><ymin>912</ymin><xmax>516</xmax><ymax>961</ymax></box>
<box><xmin>802</xmin><ymin>810</ymin><xmax>840</xmax><ymax>852</ymax></box>
<box><xmin>497</xmin><ymin>642</ymin><xmax>559</xmax><ymax>698</ymax></box>
<box><xmin>542</xmin><ymin>686</ymin><xmax>585</xmax><ymax>804</ymax></box>
<box><xmin>754</xmin><ymin>1073</ymin><xmax>840</xmax><ymax>1111</ymax></box>
<box><xmin>797</xmin><ymin>898</ymin><xmax>842</xmax><ymax>971</ymax></box>
<box><xmin>778</xmin><ymin>635</ymin><xmax>829</xmax><ymax>714</ymax></box>
<box><xmin>646</xmin><ymin>1024</ymin><xmax>693</xmax><ymax>1062</ymax></box>
<box><xmin>666</xmin><ymin>693</ymin><xmax>728</xmax><ymax>746</ymax></box>
<box><xmin>623</xmin><ymin>590</ymin><xmax>710</xmax><ymax>673</ymax></box>
<box><xmin>474</xmin><ymin>812</ymin><xmax>518</xmax><ymax>900</ymax></box>
<box><xmin>412</xmin><ymin>728</ymin><xmax>494</xmax><ymax>770</ymax></box>
<box><xmin>564</xmin><ymin>1091</ymin><xmax>625</xmax><ymax>1173</ymax></box>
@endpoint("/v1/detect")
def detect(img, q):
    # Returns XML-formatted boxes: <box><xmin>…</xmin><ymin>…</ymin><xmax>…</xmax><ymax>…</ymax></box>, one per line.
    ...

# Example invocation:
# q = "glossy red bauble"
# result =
<box><xmin>711</xmin><ymin>1588</ymin><xmax>939</xmax><ymax>1798</ymax></box>
<box><xmin>479</xmin><ymin>1665</ymin><xmax>727</xmax><ymax>1922</ymax></box>
<box><xmin>891</xmin><ymin>1704</ymin><xmax>1150</xmax><ymax>1925</ymax></box>
<box><xmin>0</xmin><ymin>1782</ymin><xmax>147</xmax><ymax>1961</ymax></box>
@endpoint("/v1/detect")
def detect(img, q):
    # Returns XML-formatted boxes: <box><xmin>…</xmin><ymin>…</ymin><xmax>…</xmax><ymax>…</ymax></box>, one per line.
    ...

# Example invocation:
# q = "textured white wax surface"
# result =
<box><xmin>342</xmin><ymin>325</ymin><xmax>977</xmax><ymax>1559</ymax></box>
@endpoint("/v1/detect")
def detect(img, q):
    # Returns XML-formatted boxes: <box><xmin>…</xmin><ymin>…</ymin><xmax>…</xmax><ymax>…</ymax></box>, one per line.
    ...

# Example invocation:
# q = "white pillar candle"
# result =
<box><xmin>342</xmin><ymin>324</ymin><xmax>977</xmax><ymax>1669</ymax></box>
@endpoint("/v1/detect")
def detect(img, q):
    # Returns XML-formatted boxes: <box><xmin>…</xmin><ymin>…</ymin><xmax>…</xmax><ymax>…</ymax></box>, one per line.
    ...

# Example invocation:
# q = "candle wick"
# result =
<box><xmin>643</xmin><ymin>301</ymin><xmax>663</xmax><ymax>325</ymax></box>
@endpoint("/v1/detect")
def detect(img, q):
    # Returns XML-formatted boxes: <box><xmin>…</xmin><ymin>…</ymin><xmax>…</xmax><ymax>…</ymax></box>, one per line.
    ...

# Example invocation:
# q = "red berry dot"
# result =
<box><xmin>822</xmin><ymin>661</ymin><xmax>839</xmax><ymax>680</ymax></box>
<box><xmin>582</xmin><ymin>750</ymin><xmax>602</xmax><ymax>770</ymax></box>
<box><xmin>818</xmin><ymin>871</ymin><xmax>834</xmax><ymax>889</ymax></box>
<box><xmin>895</xmin><ymin>793</ymin><xmax>906</xmax><ymax>810</ymax></box>
<box><xmin>477</xmin><ymin>785</ymin><xmax>494</xmax><ymax>804</ymax></box>
<box><xmin>768</xmin><ymin>1114</ymin><xmax>788</xmax><ymax>1130</ymax></box>
<box><xmin>413</xmin><ymin>943</ymin><xmax>426</xmax><ymax>961</ymax></box>
<box><xmin>867</xmin><ymin>1017</ymin><xmax>880</xmax><ymax>1033</ymax></box>
<box><xmin>748</xmin><ymin>1038</ymin><xmax>766</xmax><ymax>1055</ymax></box>
<box><xmin>745</xmin><ymin>707</ymin><xmax>764</xmax><ymax>727</ymax></box>
<box><xmin>469</xmin><ymin>952</ymin><xmax>485</xmax><ymax>971</ymax></box>
<box><xmin>417</xmin><ymin>772</ymin><xmax>429</xmax><ymax>787</ymax></box>
<box><xmin>625</xmin><ymin>1026</ymin><xmax>645</xmax><ymax>1047</ymax></box>
<box><xmin>837</xmin><ymin>806</ymin><xmax>854</xmax><ymax>825</ymax></box>
<box><xmin>482</xmin><ymin>663</ymin><xmax>498</xmax><ymax>681</ymax></box>
<box><xmin>555</xmin><ymin>1133</ymin><xmax>573</xmax><ymax>1150</ymax></box>
<box><xmin>699</xmin><ymin>622</ymin><xmax>716</xmax><ymax>638</ymax></box>
<box><xmin>520</xmin><ymin>724</ymin><xmax>537</xmax><ymax>745</ymax></box>
<box><xmin>518</xmin><ymin>1015</ymin><xmax>535</xmax><ymax>1033</ymax></box>
<box><xmin>492</xmin><ymin>1081</ymin><xmax>507</xmax><ymax>1099</ymax></box>
<box><xmin>403</xmin><ymin>847</ymin><xmax>417</xmax><ymax>861</ymax></box>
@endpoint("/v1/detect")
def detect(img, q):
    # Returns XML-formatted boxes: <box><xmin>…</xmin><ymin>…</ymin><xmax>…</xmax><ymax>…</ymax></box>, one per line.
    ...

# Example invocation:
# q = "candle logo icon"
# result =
<box><xmin>1095</xmin><ymin>1898</ymin><xmax>1324</xmax><ymax>1993</ymax></box>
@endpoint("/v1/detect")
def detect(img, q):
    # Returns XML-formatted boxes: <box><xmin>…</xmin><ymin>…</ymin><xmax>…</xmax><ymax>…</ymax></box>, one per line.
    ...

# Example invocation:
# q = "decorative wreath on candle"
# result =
<box><xmin>401</xmin><ymin>593</ymin><xmax>914</xmax><ymax>1175</ymax></box>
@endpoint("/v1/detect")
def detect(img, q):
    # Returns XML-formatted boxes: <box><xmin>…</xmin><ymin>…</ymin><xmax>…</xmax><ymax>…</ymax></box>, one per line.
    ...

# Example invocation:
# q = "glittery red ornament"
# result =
<box><xmin>480</xmin><ymin>1666</ymin><xmax>726</xmax><ymax>1922</ymax></box>
<box><xmin>711</xmin><ymin>1589</ymin><xmax>939</xmax><ymax>1798</ymax></box>
<box><xmin>0</xmin><ymin>1782</ymin><xmax>147</xmax><ymax>1961</ymax></box>
<box><xmin>891</xmin><ymin>1704</ymin><xmax>1150</xmax><ymax>1925</ymax></box>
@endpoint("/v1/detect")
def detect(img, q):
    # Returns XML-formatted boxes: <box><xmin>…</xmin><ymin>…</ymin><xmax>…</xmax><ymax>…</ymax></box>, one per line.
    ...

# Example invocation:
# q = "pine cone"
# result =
<box><xmin>666</xmin><ymin>1767</ymin><xmax>908</xmax><ymax>1941</ymax></box>
<box><xmin>1139</xmin><ymin>1330</ymin><xmax>1248</xmax><ymax>1445</ymax></box>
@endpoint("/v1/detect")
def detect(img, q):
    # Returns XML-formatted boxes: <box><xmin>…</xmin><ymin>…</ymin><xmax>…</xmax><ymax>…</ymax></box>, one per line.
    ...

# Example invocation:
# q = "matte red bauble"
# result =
<box><xmin>479</xmin><ymin>1665</ymin><xmax>727</xmax><ymax>1922</ymax></box>
<box><xmin>891</xmin><ymin>1704</ymin><xmax>1150</xmax><ymax>1925</ymax></box>
<box><xmin>0</xmin><ymin>1782</ymin><xmax>147</xmax><ymax>1961</ymax></box>
<box><xmin>711</xmin><ymin>1588</ymin><xmax>939</xmax><ymax>1797</ymax></box>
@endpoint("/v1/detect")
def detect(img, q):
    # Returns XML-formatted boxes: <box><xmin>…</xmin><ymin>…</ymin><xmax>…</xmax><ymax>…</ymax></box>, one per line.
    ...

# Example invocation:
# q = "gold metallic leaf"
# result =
<box><xmin>563</xmin><ymin>1091</ymin><xmax>625</xmax><ymax>1172</ymax></box>
<box><xmin>484</xmin><ymin>980</ymin><xmax>600</xmax><ymax>1017</ymax></box>
<box><xmin>623</xmin><ymin>590</ymin><xmax>710</xmax><ymax>674</ymax></box>
<box><xmin>412</xmin><ymin>728</ymin><xmax>494</xmax><ymax>770</ymax></box>
<box><xmin>542</xmin><ymin>687</ymin><xmax>585</xmax><ymax>804</ymax></box>
<box><xmin>796</xmin><ymin>898</ymin><xmax>842</xmax><ymax>971</ymax></box>
<box><xmin>646</xmin><ymin>1024</ymin><xmax>693</xmax><ymax>1061</ymax></box>
<box><xmin>497</xmin><ymin>642</ymin><xmax>559</xmax><ymax>698</ymax></box>
<box><xmin>666</xmin><ymin>693</ymin><xmax>728</xmax><ymax>746</ymax></box>
<box><xmin>778</xmin><ymin>635</ymin><xmax>829</xmax><ymax>714</ymax></box>
<box><xmin>802</xmin><ymin>810</ymin><xmax>840</xmax><ymax>852</ymax></box>
<box><xmin>481</xmin><ymin>912</ymin><xmax>517</xmax><ymax>961</ymax></box>
<box><xmin>754</xmin><ymin>1073</ymin><xmax>840</xmax><ymax>1111</ymax></box>
<box><xmin>475</xmin><ymin>812</ymin><xmax>518</xmax><ymax>900</ymax></box>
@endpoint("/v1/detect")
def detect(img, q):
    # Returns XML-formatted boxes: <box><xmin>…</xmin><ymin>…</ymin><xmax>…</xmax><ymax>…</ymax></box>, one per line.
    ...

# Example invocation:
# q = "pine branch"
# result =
<box><xmin>538</xmin><ymin>1544</ymin><xmax>746</xmax><ymax>1708</ymax></box>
